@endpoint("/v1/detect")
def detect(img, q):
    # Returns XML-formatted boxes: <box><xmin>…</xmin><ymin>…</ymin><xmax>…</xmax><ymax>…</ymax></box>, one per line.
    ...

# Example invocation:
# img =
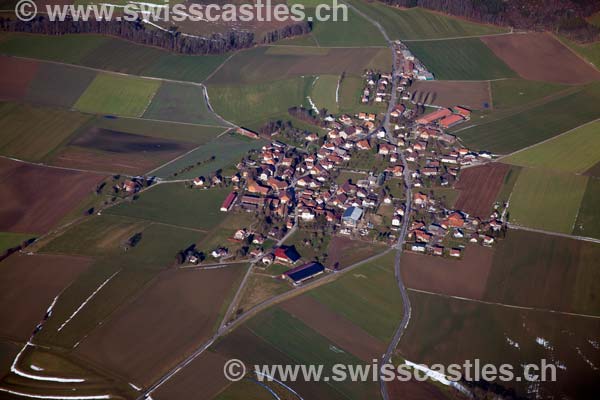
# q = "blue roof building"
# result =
<box><xmin>283</xmin><ymin>262</ymin><xmax>325</xmax><ymax>285</ymax></box>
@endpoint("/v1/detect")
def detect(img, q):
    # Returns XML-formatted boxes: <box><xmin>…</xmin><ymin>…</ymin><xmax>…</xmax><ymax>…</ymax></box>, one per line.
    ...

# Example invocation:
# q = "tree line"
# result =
<box><xmin>377</xmin><ymin>0</ymin><xmax>600</xmax><ymax>42</ymax></box>
<box><xmin>0</xmin><ymin>16</ymin><xmax>311</xmax><ymax>54</ymax></box>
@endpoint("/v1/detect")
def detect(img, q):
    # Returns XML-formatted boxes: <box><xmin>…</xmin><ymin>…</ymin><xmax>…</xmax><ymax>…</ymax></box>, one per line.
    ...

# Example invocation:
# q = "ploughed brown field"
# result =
<box><xmin>481</xmin><ymin>33</ymin><xmax>600</xmax><ymax>84</ymax></box>
<box><xmin>402</xmin><ymin>245</ymin><xmax>495</xmax><ymax>300</ymax></box>
<box><xmin>0</xmin><ymin>253</ymin><xmax>91</xmax><ymax>341</ymax></box>
<box><xmin>410</xmin><ymin>80</ymin><xmax>491</xmax><ymax>110</ymax></box>
<box><xmin>0</xmin><ymin>158</ymin><xmax>105</xmax><ymax>233</ymax></box>
<box><xmin>281</xmin><ymin>295</ymin><xmax>386</xmax><ymax>362</ymax></box>
<box><xmin>0</xmin><ymin>56</ymin><xmax>38</xmax><ymax>101</ymax></box>
<box><xmin>454</xmin><ymin>162</ymin><xmax>509</xmax><ymax>218</ymax></box>
<box><xmin>51</xmin><ymin>127</ymin><xmax>197</xmax><ymax>175</ymax></box>
<box><xmin>327</xmin><ymin>236</ymin><xmax>387</xmax><ymax>270</ymax></box>
<box><xmin>74</xmin><ymin>266</ymin><xmax>244</xmax><ymax>386</ymax></box>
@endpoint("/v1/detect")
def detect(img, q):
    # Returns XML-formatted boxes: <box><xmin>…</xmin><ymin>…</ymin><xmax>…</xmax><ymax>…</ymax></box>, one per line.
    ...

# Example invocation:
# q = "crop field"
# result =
<box><xmin>107</xmin><ymin>184</ymin><xmax>229</xmax><ymax>230</ymax></box>
<box><xmin>0</xmin><ymin>158</ymin><xmax>104</xmax><ymax>233</ymax></box>
<box><xmin>455</xmin><ymin>83</ymin><xmax>600</xmax><ymax>154</ymax></box>
<box><xmin>141</xmin><ymin>52</ymin><xmax>229</xmax><ymax>83</ymax></box>
<box><xmin>36</xmin><ymin>223</ymin><xmax>204</xmax><ymax>348</ymax></box>
<box><xmin>208</xmin><ymin>76</ymin><xmax>313</xmax><ymax>126</ymax></box>
<box><xmin>207</xmin><ymin>46</ymin><xmax>390</xmax><ymax>85</ymax></box>
<box><xmin>74</xmin><ymin>73</ymin><xmax>160</xmax><ymax>117</ymax></box>
<box><xmin>310</xmin><ymin>75</ymin><xmax>339</xmax><ymax>114</ymax></box>
<box><xmin>454</xmin><ymin>162</ymin><xmax>509</xmax><ymax>218</ymax></box>
<box><xmin>143</xmin><ymin>81</ymin><xmax>223</xmax><ymax>126</ymax></box>
<box><xmin>41</xmin><ymin>214</ymin><xmax>151</xmax><ymax>257</ymax></box>
<box><xmin>25</xmin><ymin>62</ymin><xmax>97</xmax><ymax>108</ymax></box>
<box><xmin>91</xmin><ymin>116</ymin><xmax>227</xmax><ymax>144</ymax></box>
<box><xmin>400</xmin><ymin>290</ymin><xmax>600</xmax><ymax>399</ymax></box>
<box><xmin>0</xmin><ymin>102</ymin><xmax>90</xmax><ymax>161</ymax></box>
<box><xmin>214</xmin><ymin>379</ymin><xmax>277</xmax><ymax>400</ymax></box>
<box><xmin>281</xmin><ymin>295</ymin><xmax>386</xmax><ymax>362</ymax></box>
<box><xmin>481</xmin><ymin>32</ymin><xmax>600</xmax><ymax>84</ymax></box>
<box><xmin>75</xmin><ymin>265</ymin><xmax>245</xmax><ymax>386</ymax></box>
<box><xmin>490</xmin><ymin>78</ymin><xmax>568</xmax><ymax>109</ymax></box>
<box><xmin>410</xmin><ymin>80</ymin><xmax>491</xmax><ymax>110</ymax></box>
<box><xmin>0</xmin><ymin>34</ymin><xmax>108</xmax><ymax>64</ymax></box>
<box><xmin>244</xmin><ymin>307</ymin><xmax>379</xmax><ymax>399</ymax></box>
<box><xmin>0</xmin><ymin>55</ymin><xmax>38</xmax><ymax>101</ymax></box>
<box><xmin>309</xmin><ymin>251</ymin><xmax>403</xmax><ymax>342</ymax></box>
<box><xmin>573</xmin><ymin>178</ymin><xmax>600</xmax><ymax>240</ymax></box>
<box><xmin>406</xmin><ymin>38</ymin><xmax>516</xmax><ymax>80</ymax></box>
<box><xmin>402</xmin><ymin>245</ymin><xmax>495</xmax><ymax>300</ymax></box>
<box><xmin>0</xmin><ymin>253</ymin><xmax>91</xmax><ymax>341</ymax></box>
<box><xmin>503</xmin><ymin>120</ymin><xmax>600</xmax><ymax>174</ymax></box>
<box><xmin>51</xmin><ymin>125</ymin><xmax>197</xmax><ymax>175</ymax></box>
<box><xmin>152</xmin><ymin>133</ymin><xmax>264</xmax><ymax>179</ymax></box>
<box><xmin>508</xmin><ymin>167</ymin><xmax>588</xmax><ymax>234</ymax></box>
<box><xmin>559</xmin><ymin>36</ymin><xmax>600</xmax><ymax>70</ymax></box>
<box><xmin>345</xmin><ymin>0</ymin><xmax>506</xmax><ymax>40</ymax></box>
<box><xmin>485</xmin><ymin>229</ymin><xmax>600</xmax><ymax>316</ymax></box>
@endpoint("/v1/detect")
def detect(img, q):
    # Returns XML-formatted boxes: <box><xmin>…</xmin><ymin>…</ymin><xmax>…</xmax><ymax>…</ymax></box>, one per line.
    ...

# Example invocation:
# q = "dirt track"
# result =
<box><xmin>482</xmin><ymin>33</ymin><xmax>600</xmax><ymax>84</ymax></box>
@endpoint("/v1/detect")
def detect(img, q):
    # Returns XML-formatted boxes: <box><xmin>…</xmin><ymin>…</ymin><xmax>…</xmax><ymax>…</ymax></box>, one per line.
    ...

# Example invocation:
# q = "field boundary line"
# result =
<box><xmin>407</xmin><ymin>288</ymin><xmax>600</xmax><ymax>319</ymax></box>
<box><xmin>0</xmin><ymin>155</ymin><xmax>122</xmax><ymax>177</ymax></box>
<box><xmin>401</xmin><ymin>30</ymin><xmax>522</xmax><ymax>42</ymax></box>
<box><xmin>496</xmin><ymin>117</ymin><xmax>600</xmax><ymax>161</ymax></box>
<box><xmin>551</xmin><ymin>32</ymin><xmax>600</xmax><ymax>73</ymax></box>
<box><xmin>145</xmin><ymin>143</ymin><xmax>209</xmax><ymax>175</ymax></box>
<box><xmin>506</xmin><ymin>223</ymin><xmax>600</xmax><ymax>244</ymax></box>
<box><xmin>202</xmin><ymin>52</ymin><xmax>237</xmax><ymax>84</ymax></box>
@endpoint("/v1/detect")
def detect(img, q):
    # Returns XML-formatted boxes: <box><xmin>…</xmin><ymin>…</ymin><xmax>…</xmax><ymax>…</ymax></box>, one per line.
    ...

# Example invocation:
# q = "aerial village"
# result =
<box><xmin>116</xmin><ymin>41</ymin><xmax>506</xmax><ymax>287</ymax></box>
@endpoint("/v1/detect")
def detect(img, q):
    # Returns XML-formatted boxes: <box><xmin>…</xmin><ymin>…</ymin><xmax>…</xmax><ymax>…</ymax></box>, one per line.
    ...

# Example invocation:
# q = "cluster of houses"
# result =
<box><xmin>415</xmin><ymin>106</ymin><xmax>472</xmax><ymax>129</ymax></box>
<box><xmin>361</xmin><ymin>70</ymin><xmax>393</xmax><ymax>104</ymax></box>
<box><xmin>395</xmin><ymin>41</ymin><xmax>434</xmax><ymax>81</ymax></box>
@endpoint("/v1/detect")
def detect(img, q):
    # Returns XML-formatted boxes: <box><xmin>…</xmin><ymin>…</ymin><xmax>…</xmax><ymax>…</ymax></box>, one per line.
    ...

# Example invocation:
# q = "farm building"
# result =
<box><xmin>439</xmin><ymin>114</ymin><xmax>464</xmax><ymax>129</ymax></box>
<box><xmin>220</xmin><ymin>192</ymin><xmax>237</xmax><ymax>212</ymax></box>
<box><xmin>274</xmin><ymin>245</ymin><xmax>301</xmax><ymax>264</ymax></box>
<box><xmin>283</xmin><ymin>262</ymin><xmax>325</xmax><ymax>286</ymax></box>
<box><xmin>342</xmin><ymin>207</ymin><xmax>363</xmax><ymax>227</ymax></box>
<box><xmin>416</xmin><ymin>108</ymin><xmax>451</xmax><ymax>125</ymax></box>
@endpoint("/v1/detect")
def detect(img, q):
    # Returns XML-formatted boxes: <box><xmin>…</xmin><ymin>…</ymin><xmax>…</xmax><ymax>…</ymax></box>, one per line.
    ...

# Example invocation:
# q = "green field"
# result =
<box><xmin>0</xmin><ymin>33</ymin><xmax>227</xmax><ymax>83</ymax></box>
<box><xmin>491</xmin><ymin>78</ymin><xmax>568</xmax><ymax>109</ymax></box>
<box><xmin>207</xmin><ymin>46</ymin><xmax>390</xmax><ymax>85</ymax></box>
<box><xmin>106</xmin><ymin>184</ymin><xmax>230</xmax><ymax>230</ymax></box>
<box><xmin>143</xmin><ymin>81</ymin><xmax>223</xmax><ymax>126</ymax></box>
<box><xmin>485</xmin><ymin>229</ymin><xmax>600</xmax><ymax>316</ymax></box>
<box><xmin>246</xmin><ymin>307</ymin><xmax>379</xmax><ymax>399</ymax></box>
<box><xmin>74</xmin><ymin>73</ymin><xmax>160</xmax><ymax>117</ymax></box>
<box><xmin>310</xmin><ymin>75</ymin><xmax>340</xmax><ymax>114</ymax></box>
<box><xmin>346</xmin><ymin>0</ymin><xmax>507</xmax><ymax>40</ymax></box>
<box><xmin>406</xmin><ymin>37</ymin><xmax>516</xmax><ymax>80</ymax></box>
<box><xmin>503</xmin><ymin>120</ymin><xmax>600</xmax><ymax>174</ymax></box>
<box><xmin>36</xmin><ymin>223</ymin><xmax>204</xmax><ymax>348</ymax></box>
<box><xmin>0</xmin><ymin>102</ymin><xmax>90</xmax><ymax>161</ymax></box>
<box><xmin>309</xmin><ymin>251</ymin><xmax>402</xmax><ymax>342</ymax></box>
<box><xmin>208</xmin><ymin>76</ymin><xmax>313</xmax><ymax>126</ymax></box>
<box><xmin>456</xmin><ymin>83</ymin><xmax>600</xmax><ymax>153</ymax></box>
<box><xmin>559</xmin><ymin>36</ymin><xmax>600</xmax><ymax>69</ymax></box>
<box><xmin>0</xmin><ymin>232</ymin><xmax>35</xmax><ymax>253</ymax></box>
<box><xmin>152</xmin><ymin>133</ymin><xmax>264</xmax><ymax>179</ymax></box>
<box><xmin>508</xmin><ymin>167</ymin><xmax>587</xmax><ymax>233</ymax></box>
<box><xmin>338</xmin><ymin>75</ymin><xmax>386</xmax><ymax>114</ymax></box>
<box><xmin>25</xmin><ymin>63</ymin><xmax>97</xmax><ymax>108</ymax></box>
<box><xmin>573</xmin><ymin>178</ymin><xmax>600</xmax><ymax>240</ymax></box>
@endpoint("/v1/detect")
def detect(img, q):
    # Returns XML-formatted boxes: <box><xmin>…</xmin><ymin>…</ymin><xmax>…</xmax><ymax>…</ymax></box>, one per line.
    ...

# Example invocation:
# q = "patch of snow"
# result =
<box><xmin>535</xmin><ymin>337</ymin><xmax>553</xmax><ymax>351</ymax></box>
<box><xmin>0</xmin><ymin>387</ymin><xmax>110</xmax><ymax>399</ymax></box>
<box><xmin>11</xmin><ymin>343</ymin><xmax>85</xmax><ymax>383</ymax></box>
<box><xmin>588</xmin><ymin>339</ymin><xmax>600</xmax><ymax>350</ymax></box>
<box><xmin>329</xmin><ymin>345</ymin><xmax>345</xmax><ymax>354</ymax></box>
<box><xmin>129</xmin><ymin>382</ymin><xmax>141</xmax><ymax>391</ymax></box>
<box><xmin>404</xmin><ymin>360</ymin><xmax>471</xmax><ymax>397</ymax></box>
<box><xmin>30</xmin><ymin>365</ymin><xmax>44</xmax><ymax>372</ymax></box>
<box><xmin>576</xmin><ymin>346</ymin><xmax>599</xmax><ymax>371</ymax></box>
<box><xmin>505</xmin><ymin>337</ymin><xmax>520</xmax><ymax>349</ymax></box>
<box><xmin>306</xmin><ymin>96</ymin><xmax>319</xmax><ymax>113</ymax></box>
<box><xmin>254</xmin><ymin>371</ymin><xmax>304</xmax><ymax>400</ymax></box>
<box><xmin>555</xmin><ymin>361</ymin><xmax>567</xmax><ymax>371</ymax></box>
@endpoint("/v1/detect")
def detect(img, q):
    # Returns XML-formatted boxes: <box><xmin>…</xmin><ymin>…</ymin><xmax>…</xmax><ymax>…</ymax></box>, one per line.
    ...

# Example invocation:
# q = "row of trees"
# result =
<box><xmin>0</xmin><ymin>16</ymin><xmax>311</xmax><ymax>54</ymax></box>
<box><xmin>378</xmin><ymin>0</ymin><xmax>600</xmax><ymax>42</ymax></box>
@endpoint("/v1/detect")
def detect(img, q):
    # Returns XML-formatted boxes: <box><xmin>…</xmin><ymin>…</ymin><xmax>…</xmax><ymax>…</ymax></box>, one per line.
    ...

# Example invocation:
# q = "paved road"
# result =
<box><xmin>341</xmin><ymin>2</ymin><xmax>415</xmax><ymax>398</ymax></box>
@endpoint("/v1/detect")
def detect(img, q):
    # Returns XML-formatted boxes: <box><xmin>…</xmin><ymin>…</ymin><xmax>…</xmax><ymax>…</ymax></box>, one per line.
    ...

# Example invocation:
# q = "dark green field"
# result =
<box><xmin>106</xmin><ymin>184</ymin><xmax>230</xmax><ymax>230</ymax></box>
<box><xmin>406</xmin><ymin>37</ymin><xmax>516</xmax><ymax>80</ymax></box>
<box><xmin>456</xmin><ymin>83</ymin><xmax>600</xmax><ymax>153</ymax></box>
<box><xmin>143</xmin><ymin>82</ymin><xmax>223</xmax><ymax>126</ymax></box>
<box><xmin>485</xmin><ymin>229</ymin><xmax>600</xmax><ymax>316</ymax></box>
<box><xmin>573</xmin><ymin>177</ymin><xmax>600</xmax><ymax>240</ymax></box>
<box><xmin>490</xmin><ymin>78</ymin><xmax>568</xmax><ymax>109</ymax></box>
